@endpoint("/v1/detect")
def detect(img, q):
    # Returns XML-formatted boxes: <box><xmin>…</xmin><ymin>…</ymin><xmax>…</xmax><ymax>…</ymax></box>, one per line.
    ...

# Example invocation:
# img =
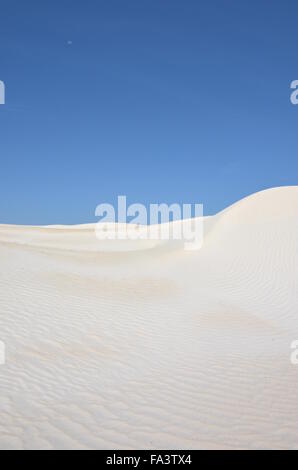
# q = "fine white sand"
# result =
<box><xmin>0</xmin><ymin>186</ymin><xmax>298</xmax><ymax>450</ymax></box>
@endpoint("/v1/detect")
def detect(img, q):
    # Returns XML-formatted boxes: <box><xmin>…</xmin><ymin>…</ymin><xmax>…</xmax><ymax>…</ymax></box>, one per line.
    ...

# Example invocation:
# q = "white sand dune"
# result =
<box><xmin>0</xmin><ymin>186</ymin><xmax>298</xmax><ymax>449</ymax></box>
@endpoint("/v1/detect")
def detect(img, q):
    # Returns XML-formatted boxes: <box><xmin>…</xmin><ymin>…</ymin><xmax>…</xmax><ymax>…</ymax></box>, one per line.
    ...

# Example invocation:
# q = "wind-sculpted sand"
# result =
<box><xmin>0</xmin><ymin>187</ymin><xmax>298</xmax><ymax>449</ymax></box>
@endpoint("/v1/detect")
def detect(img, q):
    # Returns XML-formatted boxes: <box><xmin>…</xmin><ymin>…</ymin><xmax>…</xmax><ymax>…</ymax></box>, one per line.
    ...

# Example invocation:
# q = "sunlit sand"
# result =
<box><xmin>0</xmin><ymin>187</ymin><xmax>297</xmax><ymax>449</ymax></box>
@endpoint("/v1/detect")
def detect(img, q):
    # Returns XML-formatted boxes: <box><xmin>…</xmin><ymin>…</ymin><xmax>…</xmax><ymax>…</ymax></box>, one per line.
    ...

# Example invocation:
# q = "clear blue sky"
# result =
<box><xmin>0</xmin><ymin>0</ymin><xmax>297</xmax><ymax>225</ymax></box>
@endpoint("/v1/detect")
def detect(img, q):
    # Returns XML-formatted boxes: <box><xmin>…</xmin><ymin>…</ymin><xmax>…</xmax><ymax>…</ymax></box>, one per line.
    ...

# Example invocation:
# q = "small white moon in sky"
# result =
<box><xmin>67</xmin><ymin>40</ymin><xmax>73</xmax><ymax>45</ymax></box>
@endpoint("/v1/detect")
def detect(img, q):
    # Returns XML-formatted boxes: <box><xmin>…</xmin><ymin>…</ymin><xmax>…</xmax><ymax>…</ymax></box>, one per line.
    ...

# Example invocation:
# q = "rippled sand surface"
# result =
<box><xmin>0</xmin><ymin>187</ymin><xmax>298</xmax><ymax>449</ymax></box>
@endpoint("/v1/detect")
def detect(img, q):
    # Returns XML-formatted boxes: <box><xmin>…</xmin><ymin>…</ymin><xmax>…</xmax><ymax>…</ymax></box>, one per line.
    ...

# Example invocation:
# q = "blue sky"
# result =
<box><xmin>0</xmin><ymin>0</ymin><xmax>297</xmax><ymax>224</ymax></box>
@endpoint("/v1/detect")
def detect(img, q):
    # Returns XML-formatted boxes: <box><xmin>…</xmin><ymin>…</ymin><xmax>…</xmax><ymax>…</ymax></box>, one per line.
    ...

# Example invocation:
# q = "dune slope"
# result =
<box><xmin>0</xmin><ymin>186</ymin><xmax>298</xmax><ymax>449</ymax></box>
